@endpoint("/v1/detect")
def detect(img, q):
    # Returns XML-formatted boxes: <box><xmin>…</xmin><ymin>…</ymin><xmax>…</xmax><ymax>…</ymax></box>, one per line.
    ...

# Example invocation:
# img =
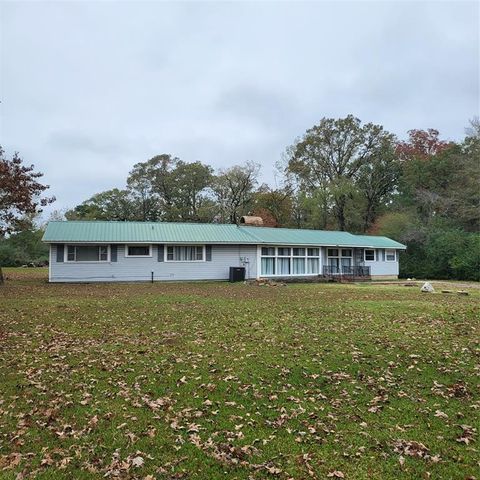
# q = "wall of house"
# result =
<box><xmin>363</xmin><ymin>248</ymin><xmax>399</xmax><ymax>278</ymax></box>
<box><xmin>49</xmin><ymin>243</ymin><xmax>400</xmax><ymax>282</ymax></box>
<box><xmin>49</xmin><ymin>244</ymin><xmax>257</xmax><ymax>282</ymax></box>
<box><xmin>320</xmin><ymin>247</ymin><xmax>399</xmax><ymax>278</ymax></box>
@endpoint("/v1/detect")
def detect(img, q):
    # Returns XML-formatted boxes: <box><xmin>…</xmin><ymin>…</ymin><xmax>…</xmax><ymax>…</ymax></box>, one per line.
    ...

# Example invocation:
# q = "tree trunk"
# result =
<box><xmin>363</xmin><ymin>202</ymin><xmax>375</xmax><ymax>232</ymax></box>
<box><xmin>0</xmin><ymin>266</ymin><xmax>4</xmax><ymax>285</ymax></box>
<box><xmin>363</xmin><ymin>193</ymin><xmax>380</xmax><ymax>232</ymax></box>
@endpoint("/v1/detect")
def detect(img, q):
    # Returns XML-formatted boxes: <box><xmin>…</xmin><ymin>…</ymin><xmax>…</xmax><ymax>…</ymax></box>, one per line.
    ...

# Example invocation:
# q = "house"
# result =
<box><xmin>42</xmin><ymin>220</ymin><xmax>406</xmax><ymax>283</ymax></box>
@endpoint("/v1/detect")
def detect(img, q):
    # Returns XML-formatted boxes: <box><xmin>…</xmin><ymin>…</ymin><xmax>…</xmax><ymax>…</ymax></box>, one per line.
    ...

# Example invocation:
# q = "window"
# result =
<box><xmin>365</xmin><ymin>249</ymin><xmax>376</xmax><ymax>261</ymax></box>
<box><xmin>166</xmin><ymin>245</ymin><xmax>204</xmax><ymax>261</ymax></box>
<box><xmin>385</xmin><ymin>249</ymin><xmax>396</xmax><ymax>262</ymax></box>
<box><xmin>277</xmin><ymin>257</ymin><xmax>291</xmax><ymax>275</ymax></box>
<box><xmin>307</xmin><ymin>257</ymin><xmax>319</xmax><ymax>274</ymax></box>
<box><xmin>126</xmin><ymin>245</ymin><xmax>152</xmax><ymax>257</ymax></box>
<box><xmin>66</xmin><ymin>245</ymin><xmax>109</xmax><ymax>262</ymax></box>
<box><xmin>327</xmin><ymin>247</ymin><xmax>353</xmax><ymax>272</ymax></box>
<box><xmin>260</xmin><ymin>246</ymin><xmax>320</xmax><ymax>276</ymax></box>
<box><xmin>341</xmin><ymin>257</ymin><xmax>352</xmax><ymax>267</ymax></box>
<box><xmin>292</xmin><ymin>257</ymin><xmax>305</xmax><ymax>274</ymax></box>
<box><xmin>261</xmin><ymin>247</ymin><xmax>276</xmax><ymax>275</ymax></box>
<box><xmin>261</xmin><ymin>257</ymin><xmax>275</xmax><ymax>275</ymax></box>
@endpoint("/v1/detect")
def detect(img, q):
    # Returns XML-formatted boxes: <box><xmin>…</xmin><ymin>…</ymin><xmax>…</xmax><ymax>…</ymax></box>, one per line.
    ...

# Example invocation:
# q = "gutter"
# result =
<box><xmin>42</xmin><ymin>240</ymin><xmax>406</xmax><ymax>249</ymax></box>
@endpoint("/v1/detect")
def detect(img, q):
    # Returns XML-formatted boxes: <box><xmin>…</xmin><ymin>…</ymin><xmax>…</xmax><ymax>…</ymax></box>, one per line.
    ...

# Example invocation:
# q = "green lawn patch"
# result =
<box><xmin>0</xmin><ymin>270</ymin><xmax>478</xmax><ymax>479</ymax></box>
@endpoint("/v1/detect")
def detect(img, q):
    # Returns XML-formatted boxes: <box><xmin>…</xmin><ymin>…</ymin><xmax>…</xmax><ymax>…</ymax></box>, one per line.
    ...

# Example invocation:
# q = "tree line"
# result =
<box><xmin>1</xmin><ymin>115</ymin><xmax>479</xmax><ymax>280</ymax></box>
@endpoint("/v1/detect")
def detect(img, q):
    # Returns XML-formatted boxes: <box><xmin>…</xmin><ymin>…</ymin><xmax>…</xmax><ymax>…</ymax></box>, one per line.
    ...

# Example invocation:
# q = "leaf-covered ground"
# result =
<box><xmin>0</xmin><ymin>269</ymin><xmax>479</xmax><ymax>479</ymax></box>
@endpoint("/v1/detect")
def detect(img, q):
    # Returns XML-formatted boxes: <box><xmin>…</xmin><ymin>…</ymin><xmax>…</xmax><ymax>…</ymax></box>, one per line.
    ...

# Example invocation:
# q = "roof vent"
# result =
<box><xmin>240</xmin><ymin>216</ymin><xmax>263</xmax><ymax>226</ymax></box>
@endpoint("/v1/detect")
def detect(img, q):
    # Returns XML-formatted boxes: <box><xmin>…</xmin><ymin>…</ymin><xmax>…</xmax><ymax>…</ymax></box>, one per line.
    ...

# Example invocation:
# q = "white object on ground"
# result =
<box><xmin>421</xmin><ymin>282</ymin><xmax>435</xmax><ymax>293</ymax></box>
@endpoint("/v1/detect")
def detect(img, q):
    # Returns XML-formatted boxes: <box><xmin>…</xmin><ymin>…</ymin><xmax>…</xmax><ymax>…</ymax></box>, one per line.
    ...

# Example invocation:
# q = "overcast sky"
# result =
<box><xmin>1</xmin><ymin>0</ymin><xmax>478</xmax><ymax>216</ymax></box>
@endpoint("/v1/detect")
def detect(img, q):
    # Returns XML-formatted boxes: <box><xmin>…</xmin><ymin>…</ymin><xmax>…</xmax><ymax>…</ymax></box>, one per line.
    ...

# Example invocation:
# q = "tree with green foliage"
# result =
<box><xmin>0</xmin><ymin>226</ymin><xmax>49</xmax><ymax>267</ymax></box>
<box><xmin>213</xmin><ymin>161</ymin><xmax>260</xmax><ymax>224</ymax></box>
<box><xmin>126</xmin><ymin>154</ymin><xmax>176</xmax><ymax>221</ymax></box>
<box><xmin>286</xmin><ymin>115</ymin><xmax>397</xmax><ymax>231</ymax></box>
<box><xmin>356</xmin><ymin>140</ymin><xmax>400</xmax><ymax>231</ymax></box>
<box><xmin>127</xmin><ymin>155</ymin><xmax>214</xmax><ymax>222</ymax></box>
<box><xmin>66</xmin><ymin>188</ymin><xmax>136</xmax><ymax>221</ymax></box>
<box><xmin>250</xmin><ymin>185</ymin><xmax>293</xmax><ymax>227</ymax></box>
<box><xmin>168</xmin><ymin>161</ymin><xmax>214</xmax><ymax>222</ymax></box>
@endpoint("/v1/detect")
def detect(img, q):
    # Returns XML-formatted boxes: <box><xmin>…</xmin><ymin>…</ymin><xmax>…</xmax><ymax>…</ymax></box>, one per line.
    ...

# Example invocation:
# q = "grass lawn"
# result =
<box><xmin>0</xmin><ymin>268</ymin><xmax>479</xmax><ymax>479</ymax></box>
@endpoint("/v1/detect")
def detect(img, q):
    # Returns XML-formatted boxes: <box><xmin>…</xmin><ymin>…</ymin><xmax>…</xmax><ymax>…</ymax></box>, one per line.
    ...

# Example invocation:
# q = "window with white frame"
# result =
<box><xmin>166</xmin><ymin>245</ymin><xmax>204</xmax><ymax>262</ymax></box>
<box><xmin>277</xmin><ymin>247</ymin><xmax>291</xmax><ymax>275</ymax></box>
<box><xmin>385</xmin><ymin>249</ymin><xmax>396</xmax><ymax>261</ymax></box>
<box><xmin>125</xmin><ymin>245</ymin><xmax>152</xmax><ymax>257</ymax></box>
<box><xmin>307</xmin><ymin>248</ymin><xmax>320</xmax><ymax>274</ymax></box>
<box><xmin>365</xmin><ymin>249</ymin><xmax>376</xmax><ymax>261</ymax></box>
<box><xmin>260</xmin><ymin>246</ymin><xmax>320</xmax><ymax>276</ymax></box>
<box><xmin>261</xmin><ymin>247</ymin><xmax>276</xmax><ymax>275</ymax></box>
<box><xmin>327</xmin><ymin>248</ymin><xmax>353</xmax><ymax>271</ymax></box>
<box><xmin>292</xmin><ymin>247</ymin><xmax>306</xmax><ymax>275</ymax></box>
<box><xmin>66</xmin><ymin>245</ymin><xmax>109</xmax><ymax>262</ymax></box>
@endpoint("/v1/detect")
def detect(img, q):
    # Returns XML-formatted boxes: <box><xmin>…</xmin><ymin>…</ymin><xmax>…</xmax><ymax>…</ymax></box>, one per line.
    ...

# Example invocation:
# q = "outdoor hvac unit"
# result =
<box><xmin>229</xmin><ymin>267</ymin><xmax>246</xmax><ymax>282</ymax></box>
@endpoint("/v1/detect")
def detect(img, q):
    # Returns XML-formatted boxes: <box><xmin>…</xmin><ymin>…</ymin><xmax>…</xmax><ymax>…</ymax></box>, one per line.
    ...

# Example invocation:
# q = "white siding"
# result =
<box><xmin>322</xmin><ymin>247</ymin><xmax>399</xmax><ymax>277</ymax></box>
<box><xmin>49</xmin><ymin>244</ymin><xmax>257</xmax><ymax>283</ymax></box>
<box><xmin>49</xmin><ymin>244</ymin><xmax>400</xmax><ymax>282</ymax></box>
<box><xmin>364</xmin><ymin>253</ymin><xmax>399</xmax><ymax>276</ymax></box>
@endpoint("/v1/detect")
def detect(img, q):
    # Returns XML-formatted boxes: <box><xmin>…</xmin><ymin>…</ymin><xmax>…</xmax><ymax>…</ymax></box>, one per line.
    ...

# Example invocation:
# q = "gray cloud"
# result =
<box><xmin>48</xmin><ymin>131</ymin><xmax>125</xmax><ymax>156</ymax></box>
<box><xmin>0</xmin><ymin>0</ymin><xmax>478</xmax><ymax>216</ymax></box>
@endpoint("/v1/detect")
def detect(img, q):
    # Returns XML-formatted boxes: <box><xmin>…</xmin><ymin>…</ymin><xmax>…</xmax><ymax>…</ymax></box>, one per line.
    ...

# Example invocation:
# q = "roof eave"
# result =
<box><xmin>42</xmin><ymin>239</ymin><xmax>407</xmax><ymax>249</ymax></box>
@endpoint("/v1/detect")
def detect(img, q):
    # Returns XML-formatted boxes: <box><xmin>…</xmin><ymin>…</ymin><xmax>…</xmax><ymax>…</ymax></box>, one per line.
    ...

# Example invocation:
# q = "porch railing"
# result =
<box><xmin>323</xmin><ymin>265</ymin><xmax>371</xmax><ymax>280</ymax></box>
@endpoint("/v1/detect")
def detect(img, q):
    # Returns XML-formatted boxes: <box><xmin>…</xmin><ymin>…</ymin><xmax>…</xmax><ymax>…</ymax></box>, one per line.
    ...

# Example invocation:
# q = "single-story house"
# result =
<box><xmin>42</xmin><ymin>220</ymin><xmax>406</xmax><ymax>283</ymax></box>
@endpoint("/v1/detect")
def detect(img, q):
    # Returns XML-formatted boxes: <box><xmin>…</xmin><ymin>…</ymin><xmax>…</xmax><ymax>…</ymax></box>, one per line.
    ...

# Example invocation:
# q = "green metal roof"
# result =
<box><xmin>240</xmin><ymin>227</ymin><xmax>405</xmax><ymax>248</ymax></box>
<box><xmin>42</xmin><ymin>221</ymin><xmax>256</xmax><ymax>244</ymax></box>
<box><xmin>346</xmin><ymin>234</ymin><xmax>407</xmax><ymax>249</ymax></box>
<box><xmin>42</xmin><ymin>221</ymin><xmax>406</xmax><ymax>249</ymax></box>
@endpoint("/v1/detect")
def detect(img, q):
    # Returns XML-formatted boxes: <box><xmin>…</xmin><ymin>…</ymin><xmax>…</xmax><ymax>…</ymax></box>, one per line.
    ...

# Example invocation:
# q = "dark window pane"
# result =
<box><xmin>128</xmin><ymin>246</ymin><xmax>150</xmax><ymax>256</ymax></box>
<box><xmin>328</xmin><ymin>257</ymin><xmax>340</xmax><ymax>268</ymax></box>
<box><xmin>67</xmin><ymin>246</ymin><xmax>75</xmax><ymax>261</ymax></box>
<box><xmin>76</xmin><ymin>246</ymin><xmax>100</xmax><ymax>261</ymax></box>
<box><xmin>99</xmin><ymin>246</ymin><xmax>108</xmax><ymax>261</ymax></box>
